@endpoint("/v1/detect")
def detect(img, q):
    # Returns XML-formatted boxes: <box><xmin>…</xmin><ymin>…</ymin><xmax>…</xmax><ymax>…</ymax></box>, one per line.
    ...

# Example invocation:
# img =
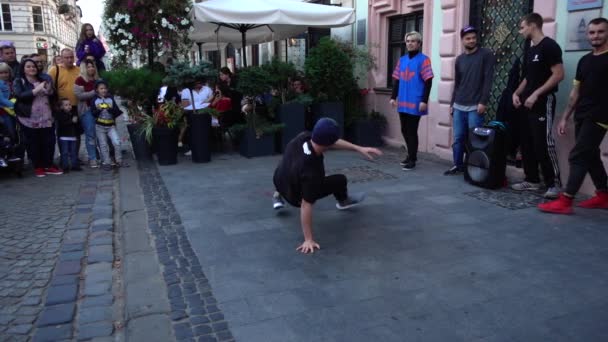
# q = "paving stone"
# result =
<box><xmin>86</xmin><ymin>262</ymin><xmax>112</xmax><ymax>276</ymax></box>
<box><xmin>84</xmin><ymin>281</ymin><xmax>112</xmax><ymax>296</ymax></box>
<box><xmin>216</xmin><ymin>331</ymin><xmax>233</xmax><ymax>341</ymax></box>
<box><xmin>45</xmin><ymin>284</ymin><xmax>78</xmax><ymax>305</ymax></box>
<box><xmin>33</xmin><ymin>324</ymin><xmax>72</xmax><ymax>342</ymax></box>
<box><xmin>89</xmin><ymin>236</ymin><xmax>113</xmax><ymax>246</ymax></box>
<box><xmin>21</xmin><ymin>296</ymin><xmax>41</xmax><ymax>306</ymax></box>
<box><xmin>92</xmin><ymin>218</ymin><xmax>113</xmax><ymax>227</ymax></box>
<box><xmin>193</xmin><ymin>324</ymin><xmax>212</xmax><ymax>336</ymax></box>
<box><xmin>37</xmin><ymin>303</ymin><xmax>75</xmax><ymax>327</ymax></box>
<box><xmin>59</xmin><ymin>251</ymin><xmax>85</xmax><ymax>261</ymax></box>
<box><xmin>198</xmin><ymin>336</ymin><xmax>218</xmax><ymax>342</ymax></box>
<box><xmin>87</xmin><ymin>245</ymin><xmax>114</xmax><ymax>264</ymax></box>
<box><xmin>92</xmin><ymin>225</ymin><xmax>113</xmax><ymax>233</ymax></box>
<box><xmin>81</xmin><ymin>294</ymin><xmax>113</xmax><ymax>308</ymax></box>
<box><xmin>79</xmin><ymin>306</ymin><xmax>113</xmax><ymax>324</ymax></box>
<box><xmin>49</xmin><ymin>275</ymin><xmax>79</xmax><ymax>287</ymax></box>
<box><xmin>77</xmin><ymin>321</ymin><xmax>114</xmax><ymax>340</ymax></box>
<box><xmin>7</xmin><ymin>324</ymin><xmax>32</xmax><ymax>335</ymax></box>
<box><xmin>55</xmin><ymin>260</ymin><xmax>82</xmax><ymax>275</ymax></box>
<box><xmin>212</xmin><ymin>322</ymin><xmax>229</xmax><ymax>332</ymax></box>
<box><xmin>171</xmin><ymin>310</ymin><xmax>188</xmax><ymax>321</ymax></box>
<box><xmin>190</xmin><ymin>316</ymin><xmax>210</xmax><ymax>325</ymax></box>
<box><xmin>12</xmin><ymin>315</ymin><xmax>36</xmax><ymax>324</ymax></box>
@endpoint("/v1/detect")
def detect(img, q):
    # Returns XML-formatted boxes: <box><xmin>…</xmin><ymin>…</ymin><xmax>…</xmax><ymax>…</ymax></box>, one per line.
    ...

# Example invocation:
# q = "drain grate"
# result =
<box><xmin>464</xmin><ymin>188</ymin><xmax>545</xmax><ymax>210</ymax></box>
<box><xmin>326</xmin><ymin>165</ymin><xmax>397</xmax><ymax>184</ymax></box>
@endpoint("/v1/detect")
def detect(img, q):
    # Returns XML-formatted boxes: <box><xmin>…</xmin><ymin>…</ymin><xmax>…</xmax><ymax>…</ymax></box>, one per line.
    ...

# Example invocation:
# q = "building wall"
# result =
<box><xmin>368</xmin><ymin>0</ymin><xmax>608</xmax><ymax>194</ymax></box>
<box><xmin>0</xmin><ymin>0</ymin><xmax>81</xmax><ymax>66</ymax></box>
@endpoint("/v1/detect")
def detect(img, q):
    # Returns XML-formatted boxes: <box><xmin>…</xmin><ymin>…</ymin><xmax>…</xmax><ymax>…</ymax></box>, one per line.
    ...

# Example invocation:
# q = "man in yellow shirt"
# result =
<box><xmin>48</xmin><ymin>48</ymin><xmax>80</xmax><ymax>108</ymax></box>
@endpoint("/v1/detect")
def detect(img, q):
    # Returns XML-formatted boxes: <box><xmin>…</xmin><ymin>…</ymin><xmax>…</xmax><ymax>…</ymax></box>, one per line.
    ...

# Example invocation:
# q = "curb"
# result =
<box><xmin>117</xmin><ymin>155</ymin><xmax>174</xmax><ymax>341</ymax></box>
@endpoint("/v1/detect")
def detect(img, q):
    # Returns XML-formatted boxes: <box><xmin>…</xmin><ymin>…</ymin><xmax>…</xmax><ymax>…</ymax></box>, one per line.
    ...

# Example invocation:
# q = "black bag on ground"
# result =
<box><xmin>464</xmin><ymin>121</ymin><xmax>507</xmax><ymax>189</ymax></box>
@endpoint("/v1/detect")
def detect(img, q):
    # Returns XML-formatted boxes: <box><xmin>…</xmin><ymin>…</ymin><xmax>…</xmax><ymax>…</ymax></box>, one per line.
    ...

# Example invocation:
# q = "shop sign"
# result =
<box><xmin>567</xmin><ymin>0</ymin><xmax>603</xmax><ymax>11</ymax></box>
<box><xmin>36</xmin><ymin>42</ymin><xmax>48</xmax><ymax>49</ymax></box>
<box><xmin>566</xmin><ymin>9</ymin><xmax>601</xmax><ymax>51</ymax></box>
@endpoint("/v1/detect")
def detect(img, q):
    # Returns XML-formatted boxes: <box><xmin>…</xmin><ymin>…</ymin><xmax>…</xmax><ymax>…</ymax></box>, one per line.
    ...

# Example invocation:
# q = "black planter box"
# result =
<box><xmin>347</xmin><ymin>119</ymin><xmax>384</xmax><ymax>147</ymax></box>
<box><xmin>189</xmin><ymin>113</ymin><xmax>211</xmax><ymax>163</ymax></box>
<box><xmin>311</xmin><ymin>102</ymin><xmax>344</xmax><ymax>138</ymax></box>
<box><xmin>152</xmin><ymin>127</ymin><xmax>178</xmax><ymax>165</ymax></box>
<box><xmin>277</xmin><ymin>103</ymin><xmax>306</xmax><ymax>152</ymax></box>
<box><xmin>127</xmin><ymin>124</ymin><xmax>153</xmax><ymax>161</ymax></box>
<box><xmin>239</xmin><ymin>128</ymin><xmax>275</xmax><ymax>158</ymax></box>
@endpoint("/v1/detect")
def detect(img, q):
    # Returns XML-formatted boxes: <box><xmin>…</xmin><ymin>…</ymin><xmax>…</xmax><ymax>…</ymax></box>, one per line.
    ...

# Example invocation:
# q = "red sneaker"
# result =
<box><xmin>577</xmin><ymin>190</ymin><xmax>608</xmax><ymax>209</ymax></box>
<box><xmin>44</xmin><ymin>166</ymin><xmax>64</xmax><ymax>175</ymax></box>
<box><xmin>538</xmin><ymin>194</ymin><xmax>573</xmax><ymax>214</ymax></box>
<box><xmin>34</xmin><ymin>168</ymin><xmax>46</xmax><ymax>178</ymax></box>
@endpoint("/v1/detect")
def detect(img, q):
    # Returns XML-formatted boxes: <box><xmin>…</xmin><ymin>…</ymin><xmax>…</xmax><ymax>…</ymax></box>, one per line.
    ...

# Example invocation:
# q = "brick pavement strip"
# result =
<box><xmin>135</xmin><ymin>160</ymin><xmax>234</xmax><ymax>342</ymax></box>
<box><xmin>0</xmin><ymin>169</ymin><xmax>120</xmax><ymax>341</ymax></box>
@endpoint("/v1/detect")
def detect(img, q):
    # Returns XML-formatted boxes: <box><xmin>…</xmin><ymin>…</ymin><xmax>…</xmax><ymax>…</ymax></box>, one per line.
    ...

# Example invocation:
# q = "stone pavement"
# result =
<box><xmin>0</xmin><ymin>167</ymin><xmax>120</xmax><ymax>341</ymax></box>
<box><xmin>142</xmin><ymin>148</ymin><xmax>608</xmax><ymax>342</ymax></box>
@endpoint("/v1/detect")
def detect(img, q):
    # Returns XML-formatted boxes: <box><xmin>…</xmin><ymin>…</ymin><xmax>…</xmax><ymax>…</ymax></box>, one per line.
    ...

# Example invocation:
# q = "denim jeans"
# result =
<box><xmin>452</xmin><ymin>108</ymin><xmax>485</xmax><ymax>168</ymax></box>
<box><xmin>80</xmin><ymin>111</ymin><xmax>98</xmax><ymax>161</ymax></box>
<box><xmin>59</xmin><ymin>139</ymin><xmax>78</xmax><ymax>169</ymax></box>
<box><xmin>1</xmin><ymin>114</ymin><xmax>16</xmax><ymax>138</ymax></box>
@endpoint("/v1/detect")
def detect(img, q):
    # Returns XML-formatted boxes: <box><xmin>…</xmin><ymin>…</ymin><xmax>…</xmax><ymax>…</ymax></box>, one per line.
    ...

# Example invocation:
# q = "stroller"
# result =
<box><xmin>0</xmin><ymin>121</ymin><xmax>23</xmax><ymax>177</ymax></box>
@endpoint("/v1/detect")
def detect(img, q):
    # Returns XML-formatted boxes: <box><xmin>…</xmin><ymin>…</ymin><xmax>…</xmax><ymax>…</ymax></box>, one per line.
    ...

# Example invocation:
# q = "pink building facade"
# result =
<box><xmin>366</xmin><ymin>0</ymin><xmax>608</xmax><ymax>194</ymax></box>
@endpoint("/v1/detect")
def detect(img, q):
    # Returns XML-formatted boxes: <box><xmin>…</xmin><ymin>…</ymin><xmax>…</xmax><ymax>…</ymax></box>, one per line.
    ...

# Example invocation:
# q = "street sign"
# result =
<box><xmin>567</xmin><ymin>0</ymin><xmax>603</xmax><ymax>11</ymax></box>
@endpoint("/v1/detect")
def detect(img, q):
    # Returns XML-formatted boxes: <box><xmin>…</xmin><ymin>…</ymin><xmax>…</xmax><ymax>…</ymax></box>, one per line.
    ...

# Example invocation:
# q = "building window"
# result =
<box><xmin>1</xmin><ymin>4</ymin><xmax>12</xmax><ymax>31</ymax></box>
<box><xmin>387</xmin><ymin>12</ymin><xmax>423</xmax><ymax>87</ymax></box>
<box><xmin>33</xmin><ymin>6</ymin><xmax>44</xmax><ymax>32</ymax></box>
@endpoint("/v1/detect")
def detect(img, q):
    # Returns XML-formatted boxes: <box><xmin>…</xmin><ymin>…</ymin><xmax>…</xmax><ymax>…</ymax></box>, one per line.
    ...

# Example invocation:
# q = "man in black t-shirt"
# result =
<box><xmin>511</xmin><ymin>13</ymin><xmax>565</xmax><ymax>199</ymax></box>
<box><xmin>272</xmin><ymin>118</ymin><xmax>382</xmax><ymax>254</ymax></box>
<box><xmin>539</xmin><ymin>17</ymin><xmax>608</xmax><ymax>214</ymax></box>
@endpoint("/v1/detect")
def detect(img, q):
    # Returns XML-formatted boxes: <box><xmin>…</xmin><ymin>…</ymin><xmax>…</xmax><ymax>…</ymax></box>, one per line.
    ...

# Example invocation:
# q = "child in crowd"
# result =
<box><xmin>0</xmin><ymin>62</ymin><xmax>16</xmax><ymax>139</ymax></box>
<box><xmin>55</xmin><ymin>98</ymin><xmax>82</xmax><ymax>172</ymax></box>
<box><xmin>90</xmin><ymin>80</ymin><xmax>123</xmax><ymax>171</ymax></box>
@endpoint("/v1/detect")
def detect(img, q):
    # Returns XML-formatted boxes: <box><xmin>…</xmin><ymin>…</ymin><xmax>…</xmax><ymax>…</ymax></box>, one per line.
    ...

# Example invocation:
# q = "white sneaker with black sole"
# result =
<box><xmin>336</xmin><ymin>192</ymin><xmax>366</xmax><ymax>210</ymax></box>
<box><xmin>272</xmin><ymin>192</ymin><xmax>285</xmax><ymax>210</ymax></box>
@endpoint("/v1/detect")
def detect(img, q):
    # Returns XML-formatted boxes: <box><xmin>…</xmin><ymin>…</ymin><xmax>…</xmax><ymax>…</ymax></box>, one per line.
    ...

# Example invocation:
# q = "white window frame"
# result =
<box><xmin>0</xmin><ymin>3</ymin><xmax>12</xmax><ymax>31</ymax></box>
<box><xmin>32</xmin><ymin>5</ymin><xmax>44</xmax><ymax>32</ymax></box>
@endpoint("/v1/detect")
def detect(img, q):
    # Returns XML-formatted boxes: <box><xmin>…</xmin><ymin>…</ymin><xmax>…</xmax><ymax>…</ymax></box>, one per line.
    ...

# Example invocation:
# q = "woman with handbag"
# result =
<box><xmin>13</xmin><ymin>58</ymin><xmax>63</xmax><ymax>177</ymax></box>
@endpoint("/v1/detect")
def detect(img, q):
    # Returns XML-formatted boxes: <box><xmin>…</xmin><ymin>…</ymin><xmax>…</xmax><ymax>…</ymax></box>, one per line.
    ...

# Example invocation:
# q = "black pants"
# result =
<box><xmin>520</xmin><ymin>94</ymin><xmax>561</xmax><ymax>187</ymax></box>
<box><xmin>398</xmin><ymin>112</ymin><xmax>421</xmax><ymax>161</ymax></box>
<box><xmin>564</xmin><ymin>118</ymin><xmax>608</xmax><ymax>196</ymax></box>
<box><xmin>275</xmin><ymin>174</ymin><xmax>348</xmax><ymax>207</ymax></box>
<box><xmin>22</xmin><ymin>126</ymin><xmax>55</xmax><ymax>169</ymax></box>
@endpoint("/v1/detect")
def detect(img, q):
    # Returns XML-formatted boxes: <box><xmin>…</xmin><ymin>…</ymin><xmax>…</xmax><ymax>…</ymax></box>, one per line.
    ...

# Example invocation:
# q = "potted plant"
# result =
<box><xmin>305</xmin><ymin>37</ymin><xmax>356</xmax><ymax>138</ymax></box>
<box><xmin>139</xmin><ymin>101</ymin><xmax>184</xmax><ymax>165</ymax></box>
<box><xmin>164</xmin><ymin>61</ymin><xmax>217</xmax><ymax>163</ymax></box>
<box><xmin>102</xmin><ymin>67</ymin><xmax>164</xmax><ymax>161</ymax></box>
<box><xmin>348</xmin><ymin>108</ymin><xmax>386</xmax><ymax>147</ymax></box>
<box><xmin>234</xmin><ymin>66</ymin><xmax>284</xmax><ymax>158</ymax></box>
<box><xmin>58</xmin><ymin>3</ymin><xmax>71</xmax><ymax>14</ymax></box>
<box><xmin>261</xmin><ymin>59</ymin><xmax>308</xmax><ymax>152</ymax></box>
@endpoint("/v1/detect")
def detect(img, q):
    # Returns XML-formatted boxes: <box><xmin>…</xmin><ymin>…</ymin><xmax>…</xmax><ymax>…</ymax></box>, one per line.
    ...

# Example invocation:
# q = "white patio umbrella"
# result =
<box><xmin>191</xmin><ymin>0</ymin><xmax>355</xmax><ymax>66</ymax></box>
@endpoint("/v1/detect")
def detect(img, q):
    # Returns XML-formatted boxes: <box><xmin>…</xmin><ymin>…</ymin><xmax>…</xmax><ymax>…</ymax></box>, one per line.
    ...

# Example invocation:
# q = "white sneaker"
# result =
<box><xmin>544</xmin><ymin>186</ymin><xmax>560</xmax><ymax>199</ymax></box>
<box><xmin>184</xmin><ymin>150</ymin><xmax>192</xmax><ymax>156</ymax></box>
<box><xmin>272</xmin><ymin>192</ymin><xmax>285</xmax><ymax>210</ymax></box>
<box><xmin>336</xmin><ymin>193</ymin><xmax>366</xmax><ymax>210</ymax></box>
<box><xmin>511</xmin><ymin>181</ymin><xmax>541</xmax><ymax>191</ymax></box>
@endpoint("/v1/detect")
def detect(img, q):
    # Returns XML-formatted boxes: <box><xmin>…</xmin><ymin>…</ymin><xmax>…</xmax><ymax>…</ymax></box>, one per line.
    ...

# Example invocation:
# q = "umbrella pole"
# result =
<box><xmin>241</xmin><ymin>29</ymin><xmax>247</xmax><ymax>68</ymax></box>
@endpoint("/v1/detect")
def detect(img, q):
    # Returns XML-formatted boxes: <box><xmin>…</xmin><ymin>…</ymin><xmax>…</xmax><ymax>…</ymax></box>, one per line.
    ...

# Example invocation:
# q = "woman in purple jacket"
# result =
<box><xmin>75</xmin><ymin>24</ymin><xmax>106</xmax><ymax>72</ymax></box>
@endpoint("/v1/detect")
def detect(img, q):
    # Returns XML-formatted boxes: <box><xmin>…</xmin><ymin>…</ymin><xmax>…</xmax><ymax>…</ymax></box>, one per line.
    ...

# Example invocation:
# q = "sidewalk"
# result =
<box><xmin>141</xmin><ymin>148</ymin><xmax>608</xmax><ymax>342</ymax></box>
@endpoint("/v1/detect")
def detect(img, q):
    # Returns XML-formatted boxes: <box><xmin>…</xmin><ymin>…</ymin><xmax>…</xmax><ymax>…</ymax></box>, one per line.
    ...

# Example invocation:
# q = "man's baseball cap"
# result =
<box><xmin>312</xmin><ymin>118</ymin><xmax>340</xmax><ymax>146</ymax></box>
<box><xmin>460</xmin><ymin>25</ymin><xmax>478</xmax><ymax>38</ymax></box>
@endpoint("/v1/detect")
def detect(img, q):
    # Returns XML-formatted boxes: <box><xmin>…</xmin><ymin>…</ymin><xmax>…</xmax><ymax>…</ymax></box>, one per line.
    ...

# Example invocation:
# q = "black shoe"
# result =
<box><xmin>402</xmin><ymin>161</ymin><xmax>416</xmax><ymax>171</ymax></box>
<box><xmin>443</xmin><ymin>165</ymin><xmax>463</xmax><ymax>176</ymax></box>
<box><xmin>71</xmin><ymin>166</ymin><xmax>83</xmax><ymax>171</ymax></box>
<box><xmin>400</xmin><ymin>157</ymin><xmax>411</xmax><ymax>167</ymax></box>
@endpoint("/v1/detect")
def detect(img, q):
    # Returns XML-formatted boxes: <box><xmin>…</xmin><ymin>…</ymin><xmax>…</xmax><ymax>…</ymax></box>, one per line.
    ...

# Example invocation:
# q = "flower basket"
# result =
<box><xmin>58</xmin><ymin>4</ymin><xmax>71</xmax><ymax>14</ymax></box>
<box><xmin>138</xmin><ymin>101</ymin><xmax>184</xmax><ymax>165</ymax></box>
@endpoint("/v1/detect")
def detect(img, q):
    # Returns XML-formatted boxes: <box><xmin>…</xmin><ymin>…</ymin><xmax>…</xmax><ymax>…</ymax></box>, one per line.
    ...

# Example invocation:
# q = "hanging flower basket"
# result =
<box><xmin>58</xmin><ymin>4</ymin><xmax>71</xmax><ymax>14</ymax></box>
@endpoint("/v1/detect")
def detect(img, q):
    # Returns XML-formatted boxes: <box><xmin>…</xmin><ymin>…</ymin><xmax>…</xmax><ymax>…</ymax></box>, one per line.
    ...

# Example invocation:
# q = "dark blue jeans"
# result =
<box><xmin>452</xmin><ymin>108</ymin><xmax>485</xmax><ymax>168</ymax></box>
<box><xmin>59</xmin><ymin>139</ymin><xmax>78</xmax><ymax>169</ymax></box>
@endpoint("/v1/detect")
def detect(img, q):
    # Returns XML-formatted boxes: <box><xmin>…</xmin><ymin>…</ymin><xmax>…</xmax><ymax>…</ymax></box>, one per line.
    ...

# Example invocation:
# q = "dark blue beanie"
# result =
<box><xmin>312</xmin><ymin>118</ymin><xmax>340</xmax><ymax>146</ymax></box>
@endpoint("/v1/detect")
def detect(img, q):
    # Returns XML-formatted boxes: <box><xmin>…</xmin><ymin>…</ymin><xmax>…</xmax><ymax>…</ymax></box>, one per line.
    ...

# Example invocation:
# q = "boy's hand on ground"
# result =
<box><xmin>358</xmin><ymin>147</ymin><xmax>383</xmax><ymax>160</ymax></box>
<box><xmin>296</xmin><ymin>240</ymin><xmax>320</xmax><ymax>254</ymax></box>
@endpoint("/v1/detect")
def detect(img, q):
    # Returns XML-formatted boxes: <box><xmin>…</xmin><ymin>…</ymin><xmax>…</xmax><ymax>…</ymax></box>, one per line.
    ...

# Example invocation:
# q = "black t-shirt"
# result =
<box><xmin>273</xmin><ymin>132</ymin><xmax>325</xmax><ymax>207</ymax></box>
<box><xmin>574</xmin><ymin>51</ymin><xmax>608</xmax><ymax>124</ymax></box>
<box><xmin>522</xmin><ymin>37</ymin><xmax>563</xmax><ymax>99</ymax></box>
